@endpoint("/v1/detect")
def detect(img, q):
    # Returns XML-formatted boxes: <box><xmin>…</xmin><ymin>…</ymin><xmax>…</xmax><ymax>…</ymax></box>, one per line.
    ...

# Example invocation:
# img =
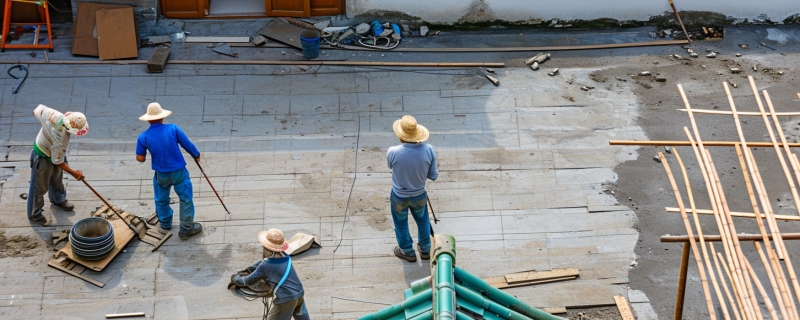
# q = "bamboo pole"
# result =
<box><xmin>680</xmin><ymin>82</ymin><xmax>757</xmax><ymax>320</ymax></box>
<box><xmin>719</xmin><ymin>80</ymin><xmax>784</xmax><ymax>262</ymax></box>
<box><xmin>609</xmin><ymin>140</ymin><xmax>800</xmax><ymax>147</ymax></box>
<box><xmin>676</xmin><ymin>242</ymin><xmax>691</xmax><ymax>320</ymax></box>
<box><xmin>715</xmin><ymin>245</ymin><xmax>748</xmax><ymax>320</ymax></box>
<box><xmin>755</xmin><ymin>241</ymin><xmax>796</xmax><ymax>320</ymax></box>
<box><xmin>658</xmin><ymin>152</ymin><xmax>718</xmax><ymax>319</ymax></box>
<box><xmin>678</xmin><ymin>109</ymin><xmax>800</xmax><ymax>116</ymax></box>
<box><xmin>736</xmin><ymin>144</ymin><xmax>795</xmax><ymax>320</ymax></box>
<box><xmin>661</xmin><ymin>233</ymin><xmax>800</xmax><ymax>242</ymax></box>
<box><xmin>707</xmin><ymin>148</ymin><xmax>763</xmax><ymax>320</ymax></box>
<box><xmin>714</xmin><ymin>243</ymin><xmax>744</xmax><ymax>320</ymax></box>
<box><xmin>748</xmin><ymin>147</ymin><xmax>800</xmax><ymax>311</ymax></box>
<box><xmin>674</xmin><ymin>149</ymin><xmax>731</xmax><ymax>319</ymax></box>
<box><xmin>763</xmin><ymin>90</ymin><xmax>800</xmax><ymax>199</ymax></box>
<box><xmin>744</xmin><ymin>255</ymin><xmax>780</xmax><ymax>320</ymax></box>
<box><xmin>664</xmin><ymin>207</ymin><xmax>800</xmax><ymax>221</ymax></box>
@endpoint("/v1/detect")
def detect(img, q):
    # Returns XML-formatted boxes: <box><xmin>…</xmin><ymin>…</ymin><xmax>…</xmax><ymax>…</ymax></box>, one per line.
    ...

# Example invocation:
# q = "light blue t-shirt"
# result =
<box><xmin>387</xmin><ymin>143</ymin><xmax>438</xmax><ymax>197</ymax></box>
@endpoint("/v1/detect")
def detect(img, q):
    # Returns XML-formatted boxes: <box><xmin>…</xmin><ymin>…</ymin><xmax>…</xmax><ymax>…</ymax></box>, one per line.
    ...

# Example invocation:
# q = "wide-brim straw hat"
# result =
<box><xmin>393</xmin><ymin>115</ymin><xmax>429</xmax><ymax>143</ymax></box>
<box><xmin>258</xmin><ymin>228</ymin><xmax>289</xmax><ymax>252</ymax></box>
<box><xmin>139</xmin><ymin>102</ymin><xmax>172</xmax><ymax>121</ymax></box>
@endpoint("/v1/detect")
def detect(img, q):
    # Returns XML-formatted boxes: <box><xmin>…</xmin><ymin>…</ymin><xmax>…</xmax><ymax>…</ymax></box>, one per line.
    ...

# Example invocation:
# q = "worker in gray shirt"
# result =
<box><xmin>28</xmin><ymin>104</ymin><xmax>88</xmax><ymax>226</ymax></box>
<box><xmin>387</xmin><ymin>115</ymin><xmax>438</xmax><ymax>263</ymax></box>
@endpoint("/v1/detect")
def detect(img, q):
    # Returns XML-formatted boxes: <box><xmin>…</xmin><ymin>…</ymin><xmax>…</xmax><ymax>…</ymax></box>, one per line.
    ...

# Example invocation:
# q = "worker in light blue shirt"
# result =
<box><xmin>136</xmin><ymin>103</ymin><xmax>203</xmax><ymax>241</ymax></box>
<box><xmin>387</xmin><ymin>115</ymin><xmax>438</xmax><ymax>263</ymax></box>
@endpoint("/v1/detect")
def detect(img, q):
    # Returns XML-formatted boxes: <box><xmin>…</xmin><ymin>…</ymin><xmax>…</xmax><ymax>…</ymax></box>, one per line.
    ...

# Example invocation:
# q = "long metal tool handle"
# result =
<box><xmin>669</xmin><ymin>0</ymin><xmax>692</xmax><ymax>43</ymax></box>
<box><xmin>427</xmin><ymin>195</ymin><xmax>439</xmax><ymax>236</ymax></box>
<box><xmin>195</xmin><ymin>159</ymin><xmax>230</xmax><ymax>214</ymax></box>
<box><xmin>81</xmin><ymin>179</ymin><xmax>139</xmax><ymax>233</ymax></box>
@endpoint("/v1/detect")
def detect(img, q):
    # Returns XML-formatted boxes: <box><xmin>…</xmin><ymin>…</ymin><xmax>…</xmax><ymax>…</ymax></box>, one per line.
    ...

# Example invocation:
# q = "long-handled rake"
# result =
<box><xmin>195</xmin><ymin>158</ymin><xmax>230</xmax><ymax>214</ymax></box>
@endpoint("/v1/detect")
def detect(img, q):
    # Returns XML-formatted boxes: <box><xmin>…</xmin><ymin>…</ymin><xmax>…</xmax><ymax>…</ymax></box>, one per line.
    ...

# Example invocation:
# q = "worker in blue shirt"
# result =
<box><xmin>136</xmin><ymin>103</ymin><xmax>202</xmax><ymax>240</ymax></box>
<box><xmin>387</xmin><ymin>115</ymin><xmax>438</xmax><ymax>262</ymax></box>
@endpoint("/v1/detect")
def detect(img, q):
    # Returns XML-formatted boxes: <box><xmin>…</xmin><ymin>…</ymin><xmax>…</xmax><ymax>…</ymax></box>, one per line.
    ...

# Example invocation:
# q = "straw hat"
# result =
<box><xmin>393</xmin><ymin>115</ymin><xmax>429</xmax><ymax>143</ymax></box>
<box><xmin>139</xmin><ymin>102</ymin><xmax>172</xmax><ymax>121</ymax></box>
<box><xmin>258</xmin><ymin>228</ymin><xmax>289</xmax><ymax>252</ymax></box>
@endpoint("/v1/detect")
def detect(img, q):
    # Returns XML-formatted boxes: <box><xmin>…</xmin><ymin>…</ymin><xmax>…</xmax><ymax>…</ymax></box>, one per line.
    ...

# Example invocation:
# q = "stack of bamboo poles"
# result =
<box><xmin>658</xmin><ymin>76</ymin><xmax>800</xmax><ymax>320</ymax></box>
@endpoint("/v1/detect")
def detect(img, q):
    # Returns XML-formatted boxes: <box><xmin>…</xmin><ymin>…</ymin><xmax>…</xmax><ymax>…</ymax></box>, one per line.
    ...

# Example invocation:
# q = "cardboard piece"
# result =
<box><xmin>96</xmin><ymin>7</ymin><xmax>138</xmax><ymax>60</ymax></box>
<box><xmin>57</xmin><ymin>218</ymin><xmax>136</xmax><ymax>271</ymax></box>
<box><xmin>257</xmin><ymin>18</ymin><xmax>304</xmax><ymax>49</ymax></box>
<box><xmin>284</xmin><ymin>233</ymin><xmax>321</xmax><ymax>256</ymax></box>
<box><xmin>71</xmin><ymin>2</ymin><xmax>127</xmax><ymax>56</ymax></box>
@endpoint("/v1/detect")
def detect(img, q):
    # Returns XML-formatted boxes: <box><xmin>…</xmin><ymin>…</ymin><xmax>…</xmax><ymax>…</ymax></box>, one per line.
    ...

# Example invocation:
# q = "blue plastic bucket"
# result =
<box><xmin>300</xmin><ymin>30</ymin><xmax>321</xmax><ymax>60</ymax></box>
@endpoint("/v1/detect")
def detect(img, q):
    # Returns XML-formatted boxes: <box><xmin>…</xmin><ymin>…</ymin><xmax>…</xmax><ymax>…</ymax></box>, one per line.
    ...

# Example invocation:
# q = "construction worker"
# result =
<box><xmin>387</xmin><ymin>115</ymin><xmax>438</xmax><ymax>263</ymax></box>
<box><xmin>229</xmin><ymin>228</ymin><xmax>309</xmax><ymax>320</ymax></box>
<box><xmin>27</xmin><ymin>104</ymin><xmax>88</xmax><ymax>226</ymax></box>
<box><xmin>136</xmin><ymin>102</ymin><xmax>202</xmax><ymax>240</ymax></box>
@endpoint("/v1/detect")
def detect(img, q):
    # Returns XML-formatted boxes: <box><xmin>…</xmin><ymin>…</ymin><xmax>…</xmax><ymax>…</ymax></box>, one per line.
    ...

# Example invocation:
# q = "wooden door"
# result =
<box><xmin>266</xmin><ymin>0</ymin><xmax>309</xmax><ymax>17</ymax></box>
<box><xmin>310</xmin><ymin>0</ymin><xmax>342</xmax><ymax>16</ymax></box>
<box><xmin>162</xmin><ymin>0</ymin><xmax>206</xmax><ymax>18</ymax></box>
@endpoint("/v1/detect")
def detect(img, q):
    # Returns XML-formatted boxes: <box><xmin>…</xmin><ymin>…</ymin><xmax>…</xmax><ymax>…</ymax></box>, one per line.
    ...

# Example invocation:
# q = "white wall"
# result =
<box><xmin>346</xmin><ymin>0</ymin><xmax>799</xmax><ymax>24</ymax></box>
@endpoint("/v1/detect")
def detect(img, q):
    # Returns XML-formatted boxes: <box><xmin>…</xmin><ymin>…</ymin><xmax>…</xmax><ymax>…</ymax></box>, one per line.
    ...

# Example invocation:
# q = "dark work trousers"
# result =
<box><xmin>27</xmin><ymin>150</ymin><xmax>67</xmax><ymax>219</ymax></box>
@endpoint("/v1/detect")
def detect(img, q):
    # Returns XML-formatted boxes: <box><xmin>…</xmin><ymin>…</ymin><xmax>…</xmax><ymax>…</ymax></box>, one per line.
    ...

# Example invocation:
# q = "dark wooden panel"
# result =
<box><xmin>310</xmin><ymin>0</ymin><xmax>341</xmax><ymax>16</ymax></box>
<box><xmin>266</xmin><ymin>0</ymin><xmax>309</xmax><ymax>17</ymax></box>
<box><xmin>162</xmin><ymin>0</ymin><xmax>206</xmax><ymax>18</ymax></box>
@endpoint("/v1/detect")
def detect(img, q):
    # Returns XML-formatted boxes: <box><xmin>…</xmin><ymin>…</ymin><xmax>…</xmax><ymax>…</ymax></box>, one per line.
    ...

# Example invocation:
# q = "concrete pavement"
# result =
<box><xmin>0</xmin><ymin>58</ymin><xmax>649</xmax><ymax>318</ymax></box>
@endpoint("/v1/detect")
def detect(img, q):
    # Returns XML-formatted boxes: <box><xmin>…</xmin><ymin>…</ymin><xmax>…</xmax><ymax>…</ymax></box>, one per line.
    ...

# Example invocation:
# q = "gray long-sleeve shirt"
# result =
<box><xmin>234</xmin><ymin>257</ymin><xmax>304</xmax><ymax>304</ymax></box>
<box><xmin>387</xmin><ymin>143</ymin><xmax>438</xmax><ymax>198</ymax></box>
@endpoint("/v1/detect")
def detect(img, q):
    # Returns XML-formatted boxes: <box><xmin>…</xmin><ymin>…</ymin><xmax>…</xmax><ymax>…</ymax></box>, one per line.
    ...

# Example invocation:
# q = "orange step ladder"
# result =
<box><xmin>1</xmin><ymin>0</ymin><xmax>53</xmax><ymax>51</ymax></box>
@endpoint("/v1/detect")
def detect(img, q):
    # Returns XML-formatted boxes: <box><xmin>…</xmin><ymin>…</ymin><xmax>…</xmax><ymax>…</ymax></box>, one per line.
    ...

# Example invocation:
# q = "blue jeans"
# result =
<box><xmin>27</xmin><ymin>150</ymin><xmax>67</xmax><ymax>219</ymax></box>
<box><xmin>390</xmin><ymin>190</ymin><xmax>431</xmax><ymax>256</ymax></box>
<box><xmin>153</xmin><ymin>168</ymin><xmax>195</xmax><ymax>233</ymax></box>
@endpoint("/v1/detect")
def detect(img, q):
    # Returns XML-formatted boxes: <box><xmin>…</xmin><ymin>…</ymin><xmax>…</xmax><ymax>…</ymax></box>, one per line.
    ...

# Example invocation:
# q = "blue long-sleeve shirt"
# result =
<box><xmin>136</xmin><ymin>123</ymin><xmax>200</xmax><ymax>173</ymax></box>
<box><xmin>235</xmin><ymin>257</ymin><xmax>305</xmax><ymax>304</ymax></box>
<box><xmin>387</xmin><ymin>143</ymin><xmax>438</xmax><ymax>198</ymax></box>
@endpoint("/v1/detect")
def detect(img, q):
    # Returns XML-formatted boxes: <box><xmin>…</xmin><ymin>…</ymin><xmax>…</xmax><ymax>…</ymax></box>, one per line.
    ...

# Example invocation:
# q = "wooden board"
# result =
<box><xmin>47</xmin><ymin>257</ymin><xmax>106</xmax><ymax>287</ymax></box>
<box><xmin>614</xmin><ymin>295</ymin><xmax>636</xmax><ymax>320</ymax></box>
<box><xmin>72</xmin><ymin>3</ymin><xmax>128</xmax><ymax>56</ymax></box>
<box><xmin>505</xmin><ymin>268</ymin><xmax>580</xmax><ymax>283</ymax></box>
<box><xmin>542</xmin><ymin>307</ymin><xmax>567</xmax><ymax>314</ymax></box>
<box><xmin>57</xmin><ymin>218</ymin><xmax>136</xmax><ymax>272</ymax></box>
<box><xmin>487</xmin><ymin>276</ymin><xmax>577</xmax><ymax>289</ymax></box>
<box><xmin>257</xmin><ymin>18</ymin><xmax>305</xmax><ymax>49</ymax></box>
<box><xmin>186</xmin><ymin>36</ymin><xmax>252</xmax><ymax>43</ymax></box>
<box><xmin>96</xmin><ymin>7</ymin><xmax>139</xmax><ymax>60</ymax></box>
<box><xmin>337</xmin><ymin>39</ymin><xmax>689</xmax><ymax>52</ymax></box>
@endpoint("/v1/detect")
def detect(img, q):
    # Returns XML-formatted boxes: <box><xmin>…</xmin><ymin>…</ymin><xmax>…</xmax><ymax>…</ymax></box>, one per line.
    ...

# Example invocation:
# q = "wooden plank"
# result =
<box><xmin>4</xmin><ymin>60</ymin><xmax>506</xmax><ymax>68</ymax></box>
<box><xmin>494</xmin><ymin>276</ymin><xmax>577</xmax><ymax>289</ymax></box>
<box><xmin>146</xmin><ymin>46</ymin><xmax>170</xmax><ymax>73</ymax></box>
<box><xmin>48</xmin><ymin>260</ymin><xmax>105</xmax><ymax>288</ymax></box>
<box><xmin>614</xmin><ymin>295</ymin><xmax>636</xmax><ymax>320</ymax></box>
<box><xmin>185</xmin><ymin>36</ymin><xmax>252</xmax><ymax>43</ymax></box>
<box><xmin>542</xmin><ymin>307</ymin><xmax>567</xmax><ymax>314</ymax></box>
<box><xmin>504</xmin><ymin>268</ymin><xmax>579</xmax><ymax>283</ymax></box>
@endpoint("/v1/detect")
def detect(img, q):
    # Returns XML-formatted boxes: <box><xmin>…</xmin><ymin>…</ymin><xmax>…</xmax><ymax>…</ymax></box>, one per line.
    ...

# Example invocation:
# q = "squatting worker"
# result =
<box><xmin>136</xmin><ymin>102</ymin><xmax>202</xmax><ymax>241</ymax></box>
<box><xmin>387</xmin><ymin>115</ymin><xmax>439</xmax><ymax>263</ymax></box>
<box><xmin>28</xmin><ymin>104</ymin><xmax>88</xmax><ymax>226</ymax></box>
<box><xmin>230</xmin><ymin>228</ymin><xmax>309</xmax><ymax>320</ymax></box>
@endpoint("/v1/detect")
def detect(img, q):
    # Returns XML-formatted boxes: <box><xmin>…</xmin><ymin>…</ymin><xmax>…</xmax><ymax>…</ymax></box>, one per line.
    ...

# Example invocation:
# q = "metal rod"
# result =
<box><xmin>105</xmin><ymin>312</ymin><xmax>145</xmax><ymax>318</ymax></box>
<box><xmin>195</xmin><ymin>159</ymin><xmax>230</xmax><ymax>214</ymax></box>
<box><xmin>80</xmin><ymin>179</ymin><xmax>139</xmax><ymax>234</ymax></box>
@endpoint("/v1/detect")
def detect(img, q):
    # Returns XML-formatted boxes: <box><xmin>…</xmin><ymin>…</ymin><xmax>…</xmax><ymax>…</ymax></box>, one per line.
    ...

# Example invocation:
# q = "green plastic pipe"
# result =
<box><xmin>454</xmin><ymin>284</ymin><xmax>532</xmax><ymax>320</ymax></box>
<box><xmin>435</xmin><ymin>254</ymin><xmax>456</xmax><ymax>320</ymax></box>
<box><xmin>358</xmin><ymin>288</ymin><xmax>433</xmax><ymax>320</ymax></box>
<box><xmin>453</xmin><ymin>267</ymin><xmax>567</xmax><ymax>320</ymax></box>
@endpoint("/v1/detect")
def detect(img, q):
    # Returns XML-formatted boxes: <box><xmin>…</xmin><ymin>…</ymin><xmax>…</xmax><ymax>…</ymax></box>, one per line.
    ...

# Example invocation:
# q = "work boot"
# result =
<box><xmin>179</xmin><ymin>223</ymin><xmax>203</xmax><ymax>240</ymax></box>
<box><xmin>158</xmin><ymin>225</ymin><xmax>172</xmax><ymax>234</ymax></box>
<box><xmin>54</xmin><ymin>200</ymin><xmax>74</xmax><ymax>211</ymax></box>
<box><xmin>29</xmin><ymin>215</ymin><xmax>50</xmax><ymax>226</ymax></box>
<box><xmin>394</xmin><ymin>246</ymin><xmax>417</xmax><ymax>263</ymax></box>
<box><xmin>418</xmin><ymin>243</ymin><xmax>430</xmax><ymax>260</ymax></box>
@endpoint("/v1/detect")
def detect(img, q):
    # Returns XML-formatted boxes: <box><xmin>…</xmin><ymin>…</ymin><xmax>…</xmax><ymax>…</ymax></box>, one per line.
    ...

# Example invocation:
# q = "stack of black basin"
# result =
<box><xmin>70</xmin><ymin>217</ymin><xmax>115</xmax><ymax>261</ymax></box>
